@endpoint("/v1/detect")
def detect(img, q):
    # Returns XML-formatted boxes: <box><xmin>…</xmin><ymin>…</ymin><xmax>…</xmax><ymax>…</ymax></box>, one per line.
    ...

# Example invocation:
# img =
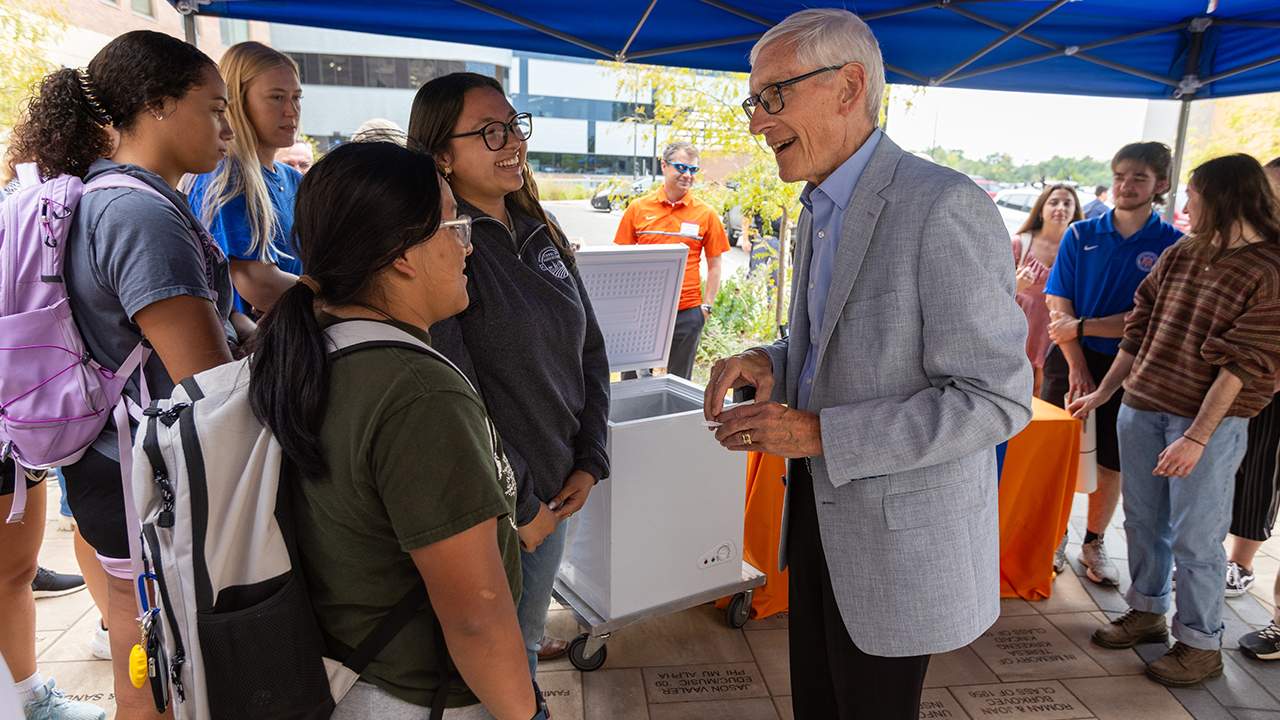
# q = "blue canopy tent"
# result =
<box><xmin>170</xmin><ymin>0</ymin><xmax>1280</xmax><ymax>208</ymax></box>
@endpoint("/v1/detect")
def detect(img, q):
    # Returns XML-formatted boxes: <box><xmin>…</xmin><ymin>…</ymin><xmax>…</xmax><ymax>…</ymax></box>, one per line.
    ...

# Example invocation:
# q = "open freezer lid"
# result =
<box><xmin>576</xmin><ymin>245</ymin><xmax>688</xmax><ymax>374</ymax></box>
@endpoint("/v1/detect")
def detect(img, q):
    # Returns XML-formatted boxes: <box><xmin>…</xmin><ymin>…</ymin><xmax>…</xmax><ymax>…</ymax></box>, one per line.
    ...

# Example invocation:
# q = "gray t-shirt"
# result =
<box><xmin>65</xmin><ymin>159</ymin><xmax>234</xmax><ymax>460</ymax></box>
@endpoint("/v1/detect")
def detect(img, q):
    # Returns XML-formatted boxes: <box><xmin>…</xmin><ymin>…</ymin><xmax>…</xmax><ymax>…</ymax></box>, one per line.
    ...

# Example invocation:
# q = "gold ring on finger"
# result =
<box><xmin>741</xmin><ymin>432</ymin><xmax>752</xmax><ymax>445</ymax></box>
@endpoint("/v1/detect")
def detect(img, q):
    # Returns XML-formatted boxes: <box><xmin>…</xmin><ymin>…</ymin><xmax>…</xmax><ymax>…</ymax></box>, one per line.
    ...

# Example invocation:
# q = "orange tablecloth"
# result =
<box><xmin>723</xmin><ymin>397</ymin><xmax>1080</xmax><ymax>617</ymax></box>
<box><xmin>998</xmin><ymin>397</ymin><xmax>1080</xmax><ymax>600</ymax></box>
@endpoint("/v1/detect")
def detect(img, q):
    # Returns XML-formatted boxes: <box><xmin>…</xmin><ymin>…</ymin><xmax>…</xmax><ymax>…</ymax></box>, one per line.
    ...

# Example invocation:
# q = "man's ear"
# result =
<box><xmin>838</xmin><ymin>62</ymin><xmax>868</xmax><ymax>117</ymax></box>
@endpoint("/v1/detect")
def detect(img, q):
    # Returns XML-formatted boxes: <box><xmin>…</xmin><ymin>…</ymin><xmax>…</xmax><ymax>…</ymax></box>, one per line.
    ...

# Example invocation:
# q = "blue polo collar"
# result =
<box><xmin>1096</xmin><ymin>207</ymin><xmax>1166</xmax><ymax>243</ymax></box>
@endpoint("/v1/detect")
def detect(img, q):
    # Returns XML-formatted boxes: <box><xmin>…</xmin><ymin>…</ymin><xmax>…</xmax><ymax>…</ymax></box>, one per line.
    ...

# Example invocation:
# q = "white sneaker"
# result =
<box><xmin>90</xmin><ymin>618</ymin><xmax>110</xmax><ymax>661</ymax></box>
<box><xmin>1080</xmin><ymin>537</ymin><xmax>1121</xmax><ymax>586</ymax></box>
<box><xmin>56</xmin><ymin>515</ymin><xmax>76</xmax><ymax>532</ymax></box>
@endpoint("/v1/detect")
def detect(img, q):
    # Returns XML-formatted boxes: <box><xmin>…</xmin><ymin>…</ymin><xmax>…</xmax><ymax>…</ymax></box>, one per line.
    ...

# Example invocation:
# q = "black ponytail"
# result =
<box><xmin>5</xmin><ymin>30</ymin><xmax>216</xmax><ymax>180</ymax></box>
<box><xmin>249</xmin><ymin>141</ymin><xmax>445</xmax><ymax>479</ymax></box>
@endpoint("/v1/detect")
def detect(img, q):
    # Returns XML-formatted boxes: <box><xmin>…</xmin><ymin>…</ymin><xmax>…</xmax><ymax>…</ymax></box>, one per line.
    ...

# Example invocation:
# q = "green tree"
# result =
<box><xmin>601</xmin><ymin>60</ymin><xmax>802</xmax><ymax>334</ymax></box>
<box><xmin>1185</xmin><ymin>94</ymin><xmax>1280</xmax><ymax>180</ymax></box>
<box><xmin>0</xmin><ymin>0</ymin><xmax>66</xmax><ymax>138</ymax></box>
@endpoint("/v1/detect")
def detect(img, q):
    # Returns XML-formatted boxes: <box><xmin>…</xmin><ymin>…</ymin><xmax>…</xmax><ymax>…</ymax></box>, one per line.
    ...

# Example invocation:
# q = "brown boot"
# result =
<box><xmin>536</xmin><ymin>635</ymin><xmax>568</xmax><ymax>661</ymax></box>
<box><xmin>1145</xmin><ymin>642</ymin><xmax>1223</xmax><ymax>687</ymax></box>
<box><xmin>1092</xmin><ymin>609</ymin><xmax>1169</xmax><ymax>649</ymax></box>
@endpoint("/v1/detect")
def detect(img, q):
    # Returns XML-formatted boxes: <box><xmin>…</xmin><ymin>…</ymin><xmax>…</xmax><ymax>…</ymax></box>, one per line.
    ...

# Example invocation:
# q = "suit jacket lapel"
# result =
<box><xmin>812</xmin><ymin>137</ymin><xmax>901</xmax><ymax>375</ymax></box>
<box><xmin>788</xmin><ymin>210</ymin><xmax>815</xmax><ymax>407</ymax></box>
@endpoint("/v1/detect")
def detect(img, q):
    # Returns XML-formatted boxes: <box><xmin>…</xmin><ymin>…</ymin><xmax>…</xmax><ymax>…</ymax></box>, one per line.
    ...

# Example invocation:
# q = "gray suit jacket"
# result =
<box><xmin>763</xmin><ymin>134</ymin><xmax>1032</xmax><ymax>657</ymax></box>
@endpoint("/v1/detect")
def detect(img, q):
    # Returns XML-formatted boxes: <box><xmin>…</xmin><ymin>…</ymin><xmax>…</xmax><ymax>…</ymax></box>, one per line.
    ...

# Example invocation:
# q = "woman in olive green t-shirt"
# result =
<box><xmin>247</xmin><ymin>141</ymin><xmax>541</xmax><ymax>720</ymax></box>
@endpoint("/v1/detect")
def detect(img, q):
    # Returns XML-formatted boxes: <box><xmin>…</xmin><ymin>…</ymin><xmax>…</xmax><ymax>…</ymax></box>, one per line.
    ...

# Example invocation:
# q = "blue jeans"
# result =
<box><xmin>1117</xmin><ymin>404</ymin><xmax>1248</xmax><ymax>650</ymax></box>
<box><xmin>518</xmin><ymin>520</ymin><xmax>568</xmax><ymax>677</ymax></box>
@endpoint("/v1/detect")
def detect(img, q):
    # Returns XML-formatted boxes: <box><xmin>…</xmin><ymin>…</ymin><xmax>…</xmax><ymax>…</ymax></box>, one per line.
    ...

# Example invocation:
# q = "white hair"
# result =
<box><xmin>749</xmin><ymin>8</ymin><xmax>886</xmax><ymax>125</ymax></box>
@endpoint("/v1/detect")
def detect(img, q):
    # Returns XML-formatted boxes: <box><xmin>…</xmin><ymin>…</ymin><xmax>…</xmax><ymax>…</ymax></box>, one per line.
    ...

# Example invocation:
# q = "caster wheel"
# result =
<box><xmin>726</xmin><ymin>592</ymin><xmax>750</xmax><ymax>629</ymax></box>
<box><xmin>567</xmin><ymin>632</ymin><xmax>608</xmax><ymax>671</ymax></box>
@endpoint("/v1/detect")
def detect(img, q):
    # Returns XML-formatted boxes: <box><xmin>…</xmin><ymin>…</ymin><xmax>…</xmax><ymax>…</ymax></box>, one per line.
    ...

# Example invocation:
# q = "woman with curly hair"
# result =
<box><xmin>3</xmin><ymin>30</ymin><xmax>242</xmax><ymax>719</ymax></box>
<box><xmin>186</xmin><ymin>41</ymin><xmax>304</xmax><ymax>316</ymax></box>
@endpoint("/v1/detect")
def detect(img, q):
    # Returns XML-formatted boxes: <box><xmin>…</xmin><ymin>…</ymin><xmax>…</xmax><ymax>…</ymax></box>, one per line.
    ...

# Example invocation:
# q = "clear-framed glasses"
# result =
<box><xmin>741</xmin><ymin>65</ymin><xmax>844</xmax><ymax>121</ymax></box>
<box><xmin>448</xmin><ymin>113</ymin><xmax>533</xmax><ymax>151</ymax></box>
<box><xmin>667</xmin><ymin>161</ymin><xmax>700</xmax><ymax>175</ymax></box>
<box><xmin>439</xmin><ymin>214</ymin><xmax>472</xmax><ymax>249</ymax></box>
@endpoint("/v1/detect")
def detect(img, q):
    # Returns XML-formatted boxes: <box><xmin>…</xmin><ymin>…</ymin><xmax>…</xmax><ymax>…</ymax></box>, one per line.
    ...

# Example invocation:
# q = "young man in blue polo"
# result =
<box><xmin>1041</xmin><ymin>142</ymin><xmax>1183</xmax><ymax>584</ymax></box>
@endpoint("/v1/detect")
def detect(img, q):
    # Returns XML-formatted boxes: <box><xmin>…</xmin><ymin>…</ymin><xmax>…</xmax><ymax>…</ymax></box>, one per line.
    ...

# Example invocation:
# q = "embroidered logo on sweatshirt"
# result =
<box><xmin>538</xmin><ymin>246</ymin><xmax>569</xmax><ymax>279</ymax></box>
<box><xmin>1136</xmin><ymin>251</ymin><xmax>1158</xmax><ymax>273</ymax></box>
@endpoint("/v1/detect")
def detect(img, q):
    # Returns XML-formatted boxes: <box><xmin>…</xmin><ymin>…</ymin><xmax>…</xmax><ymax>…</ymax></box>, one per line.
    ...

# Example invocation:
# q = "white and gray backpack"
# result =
<box><xmin>131</xmin><ymin>320</ymin><xmax>469</xmax><ymax>720</ymax></box>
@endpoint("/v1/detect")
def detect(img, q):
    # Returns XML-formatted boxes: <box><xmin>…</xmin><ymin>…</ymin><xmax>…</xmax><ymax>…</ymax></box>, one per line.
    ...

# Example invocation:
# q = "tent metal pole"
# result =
<box><xmin>695</xmin><ymin>0</ymin><xmax>773</xmax><ymax>28</ymax></box>
<box><xmin>625</xmin><ymin>34</ymin><xmax>764</xmax><ymax>61</ymax></box>
<box><xmin>1166</xmin><ymin>97</ymin><xmax>1192</xmax><ymax>223</ymax></box>
<box><xmin>184</xmin><ymin>13</ymin><xmax>197</xmax><ymax>45</ymax></box>
<box><xmin>618</xmin><ymin>0</ymin><xmax>660</xmax><ymax>62</ymax></box>
<box><xmin>450</xmin><ymin>0</ymin><xmax>615</xmax><ymax>58</ymax></box>
<box><xmin>932</xmin><ymin>0</ymin><xmax>1068</xmax><ymax>85</ymax></box>
<box><xmin>947</xmin><ymin>6</ymin><xmax>1180</xmax><ymax>87</ymax></box>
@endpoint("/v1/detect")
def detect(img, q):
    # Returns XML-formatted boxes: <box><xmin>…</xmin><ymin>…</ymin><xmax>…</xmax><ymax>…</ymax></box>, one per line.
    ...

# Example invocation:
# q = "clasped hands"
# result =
<box><xmin>702</xmin><ymin>349</ymin><xmax>823</xmax><ymax>458</ymax></box>
<box><xmin>517</xmin><ymin>469</ymin><xmax>594</xmax><ymax>552</ymax></box>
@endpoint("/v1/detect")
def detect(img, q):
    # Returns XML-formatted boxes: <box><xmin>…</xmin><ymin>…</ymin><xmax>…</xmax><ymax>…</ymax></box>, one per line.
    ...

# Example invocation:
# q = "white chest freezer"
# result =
<box><xmin>559</xmin><ymin>245</ymin><xmax>750</xmax><ymax>621</ymax></box>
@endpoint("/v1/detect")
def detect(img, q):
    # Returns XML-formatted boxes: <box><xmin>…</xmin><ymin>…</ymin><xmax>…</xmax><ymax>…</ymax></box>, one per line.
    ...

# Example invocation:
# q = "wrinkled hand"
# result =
<box><xmin>1046</xmin><ymin>310</ymin><xmax>1078</xmax><ymax>345</ymax></box>
<box><xmin>550</xmin><ymin>470</ymin><xmax>594</xmax><ymax>521</ymax></box>
<box><xmin>711</xmin><ymin>401</ymin><xmax>823</xmax><ymax>458</ymax></box>
<box><xmin>1068</xmin><ymin>389</ymin><xmax>1109</xmax><ymax>421</ymax></box>
<box><xmin>1154</xmin><ymin>436</ymin><xmax>1204</xmax><ymax>478</ymax></box>
<box><xmin>517</xmin><ymin>502</ymin><xmax>557</xmax><ymax>552</ymax></box>
<box><xmin>1015</xmin><ymin>265</ymin><xmax>1036</xmax><ymax>294</ymax></box>
<box><xmin>704</xmin><ymin>349</ymin><xmax>774</xmax><ymax>420</ymax></box>
<box><xmin>1066</xmin><ymin>363</ymin><xmax>1097</xmax><ymax>404</ymax></box>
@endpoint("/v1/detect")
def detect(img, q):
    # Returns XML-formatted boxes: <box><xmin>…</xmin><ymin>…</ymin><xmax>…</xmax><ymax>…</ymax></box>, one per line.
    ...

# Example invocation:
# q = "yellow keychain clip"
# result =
<box><xmin>129</xmin><ymin>643</ymin><xmax>148</xmax><ymax>688</ymax></box>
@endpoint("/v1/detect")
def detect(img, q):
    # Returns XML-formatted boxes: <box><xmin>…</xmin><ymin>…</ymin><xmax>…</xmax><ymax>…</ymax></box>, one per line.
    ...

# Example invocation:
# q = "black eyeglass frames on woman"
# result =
<box><xmin>448</xmin><ymin>113</ymin><xmax>534</xmax><ymax>151</ymax></box>
<box><xmin>741</xmin><ymin>65</ymin><xmax>845</xmax><ymax>121</ymax></box>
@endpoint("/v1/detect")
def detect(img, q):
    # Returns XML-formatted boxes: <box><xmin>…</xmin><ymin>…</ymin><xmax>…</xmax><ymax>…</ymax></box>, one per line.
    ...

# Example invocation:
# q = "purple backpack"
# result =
<box><xmin>0</xmin><ymin>164</ymin><xmax>163</xmax><ymax>522</ymax></box>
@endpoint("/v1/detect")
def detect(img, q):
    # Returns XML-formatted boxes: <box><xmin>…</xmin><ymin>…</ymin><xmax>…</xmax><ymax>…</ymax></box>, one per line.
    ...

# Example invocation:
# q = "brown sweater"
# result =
<box><xmin>1120</xmin><ymin>240</ymin><xmax>1280</xmax><ymax>419</ymax></box>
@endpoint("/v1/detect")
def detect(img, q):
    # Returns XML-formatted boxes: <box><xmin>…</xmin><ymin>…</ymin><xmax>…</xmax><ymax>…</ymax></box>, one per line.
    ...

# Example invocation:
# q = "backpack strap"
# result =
<box><xmin>15</xmin><ymin>163</ymin><xmax>40</xmax><ymax>188</ymax></box>
<box><xmin>321</xmin><ymin>320</ymin><xmax>467</xmax><ymax>718</ymax></box>
<box><xmin>324</xmin><ymin>319</ymin><xmax>477</xmax><ymax>394</ymax></box>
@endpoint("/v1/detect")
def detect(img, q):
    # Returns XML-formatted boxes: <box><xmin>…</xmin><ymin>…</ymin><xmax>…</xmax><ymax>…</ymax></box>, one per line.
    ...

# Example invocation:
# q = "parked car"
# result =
<box><xmin>993</xmin><ymin>187</ymin><xmax>1039</xmax><ymax>235</ymax></box>
<box><xmin>723</xmin><ymin>204</ymin><xmax>743</xmax><ymax>246</ymax></box>
<box><xmin>969</xmin><ymin>175</ymin><xmax>999</xmax><ymax>198</ymax></box>
<box><xmin>591</xmin><ymin>176</ymin><xmax>659</xmax><ymax>211</ymax></box>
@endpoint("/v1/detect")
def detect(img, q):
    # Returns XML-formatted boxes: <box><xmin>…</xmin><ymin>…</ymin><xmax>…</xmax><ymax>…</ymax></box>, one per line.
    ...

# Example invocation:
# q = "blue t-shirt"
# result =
<box><xmin>187</xmin><ymin>161</ymin><xmax>303</xmax><ymax>314</ymax></box>
<box><xmin>1043</xmin><ymin>209</ymin><xmax>1183</xmax><ymax>355</ymax></box>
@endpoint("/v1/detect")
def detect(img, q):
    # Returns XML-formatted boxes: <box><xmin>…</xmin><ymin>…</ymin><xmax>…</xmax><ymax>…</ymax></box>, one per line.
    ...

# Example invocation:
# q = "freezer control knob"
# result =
<box><xmin>697</xmin><ymin>541</ymin><xmax>737</xmax><ymax>569</ymax></box>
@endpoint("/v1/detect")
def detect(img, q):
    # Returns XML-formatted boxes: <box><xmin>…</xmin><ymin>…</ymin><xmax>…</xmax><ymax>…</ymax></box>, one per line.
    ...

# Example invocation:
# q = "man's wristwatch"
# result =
<box><xmin>701</xmin><ymin>304</ymin><xmax>713</xmax><ymax>315</ymax></box>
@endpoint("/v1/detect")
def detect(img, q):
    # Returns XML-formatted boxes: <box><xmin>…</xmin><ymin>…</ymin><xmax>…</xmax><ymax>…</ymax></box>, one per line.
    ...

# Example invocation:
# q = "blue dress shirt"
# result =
<box><xmin>796</xmin><ymin>129</ymin><xmax>882</xmax><ymax>411</ymax></box>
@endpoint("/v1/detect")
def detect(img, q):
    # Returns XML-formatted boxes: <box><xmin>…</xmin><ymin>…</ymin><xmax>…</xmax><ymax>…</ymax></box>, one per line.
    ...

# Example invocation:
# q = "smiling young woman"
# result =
<box><xmin>408</xmin><ymin>73</ymin><xmax>611</xmax><ymax>681</ymax></box>
<box><xmin>187</xmin><ymin>41</ymin><xmax>305</xmax><ymax>317</ymax></box>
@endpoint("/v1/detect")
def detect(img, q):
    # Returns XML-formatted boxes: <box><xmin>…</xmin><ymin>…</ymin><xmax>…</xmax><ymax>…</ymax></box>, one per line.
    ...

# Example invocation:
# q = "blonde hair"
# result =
<box><xmin>190</xmin><ymin>42</ymin><xmax>299</xmax><ymax>263</ymax></box>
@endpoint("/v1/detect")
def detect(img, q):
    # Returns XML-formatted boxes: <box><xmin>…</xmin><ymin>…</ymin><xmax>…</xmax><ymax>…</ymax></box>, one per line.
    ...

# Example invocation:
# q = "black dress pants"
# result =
<box><xmin>787</xmin><ymin>459</ymin><xmax>931</xmax><ymax>720</ymax></box>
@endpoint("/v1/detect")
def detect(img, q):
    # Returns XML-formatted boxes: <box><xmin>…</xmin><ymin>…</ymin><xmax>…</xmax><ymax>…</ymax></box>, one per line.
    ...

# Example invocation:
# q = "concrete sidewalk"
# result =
<box><xmin>32</xmin><ymin>482</ymin><xmax>1279</xmax><ymax>719</ymax></box>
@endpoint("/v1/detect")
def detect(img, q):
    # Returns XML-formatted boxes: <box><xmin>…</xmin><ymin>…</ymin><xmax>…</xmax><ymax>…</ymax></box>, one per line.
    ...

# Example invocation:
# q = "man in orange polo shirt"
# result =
<box><xmin>614</xmin><ymin>140</ymin><xmax>729</xmax><ymax>379</ymax></box>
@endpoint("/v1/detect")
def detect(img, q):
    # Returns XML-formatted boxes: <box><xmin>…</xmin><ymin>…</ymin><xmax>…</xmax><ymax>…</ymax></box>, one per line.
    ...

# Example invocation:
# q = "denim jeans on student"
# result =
<box><xmin>518</xmin><ymin>520</ymin><xmax>568</xmax><ymax>677</ymax></box>
<box><xmin>1117</xmin><ymin>404</ymin><xmax>1248</xmax><ymax>650</ymax></box>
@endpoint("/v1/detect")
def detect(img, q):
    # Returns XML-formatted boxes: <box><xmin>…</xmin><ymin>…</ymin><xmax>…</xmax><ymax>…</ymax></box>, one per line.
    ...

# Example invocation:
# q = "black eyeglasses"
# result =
<box><xmin>666</xmin><ymin>161</ymin><xmax>699</xmax><ymax>175</ymax></box>
<box><xmin>448</xmin><ymin>113</ymin><xmax>533</xmax><ymax>151</ymax></box>
<box><xmin>741</xmin><ymin>65</ymin><xmax>844</xmax><ymax>121</ymax></box>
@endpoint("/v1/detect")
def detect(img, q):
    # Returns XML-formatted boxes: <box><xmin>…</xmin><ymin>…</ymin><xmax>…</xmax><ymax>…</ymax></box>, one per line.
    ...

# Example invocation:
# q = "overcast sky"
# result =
<box><xmin>885</xmin><ymin>86</ymin><xmax>1160</xmax><ymax>164</ymax></box>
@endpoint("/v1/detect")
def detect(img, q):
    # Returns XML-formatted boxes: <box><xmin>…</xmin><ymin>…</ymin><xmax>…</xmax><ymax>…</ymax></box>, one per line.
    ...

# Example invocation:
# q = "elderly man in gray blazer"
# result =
<box><xmin>704</xmin><ymin>9</ymin><xmax>1032</xmax><ymax>719</ymax></box>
